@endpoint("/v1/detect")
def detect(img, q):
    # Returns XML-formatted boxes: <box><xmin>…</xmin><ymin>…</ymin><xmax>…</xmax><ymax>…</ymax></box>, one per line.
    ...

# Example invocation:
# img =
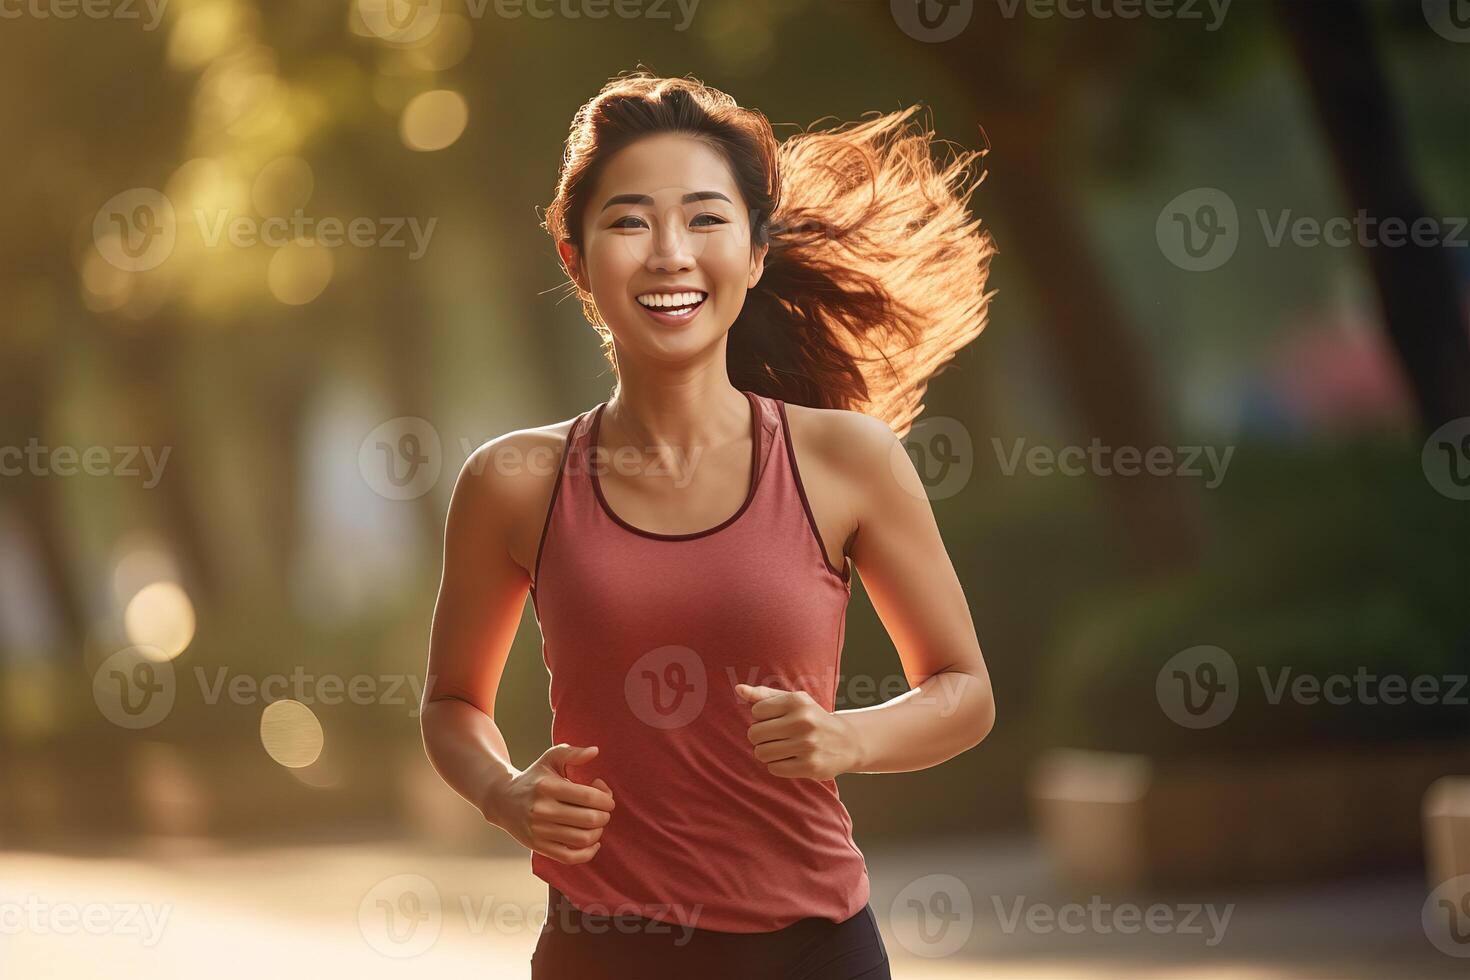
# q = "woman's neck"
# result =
<box><xmin>603</xmin><ymin>377</ymin><xmax>750</xmax><ymax>452</ymax></box>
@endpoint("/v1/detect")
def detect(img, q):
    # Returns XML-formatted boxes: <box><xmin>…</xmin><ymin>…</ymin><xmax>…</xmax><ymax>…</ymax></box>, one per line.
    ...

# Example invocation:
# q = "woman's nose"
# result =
<box><xmin>647</xmin><ymin>211</ymin><xmax>695</xmax><ymax>272</ymax></box>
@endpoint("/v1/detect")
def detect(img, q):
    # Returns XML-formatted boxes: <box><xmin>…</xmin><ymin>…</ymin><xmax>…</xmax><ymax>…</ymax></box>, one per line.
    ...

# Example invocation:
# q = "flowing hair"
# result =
<box><xmin>541</xmin><ymin>71</ymin><xmax>995</xmax><ymax>439</ymax></box>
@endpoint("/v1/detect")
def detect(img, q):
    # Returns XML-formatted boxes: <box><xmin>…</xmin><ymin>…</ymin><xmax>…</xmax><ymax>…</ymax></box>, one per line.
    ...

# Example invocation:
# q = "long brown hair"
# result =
<box><xmin>541</xmin><ymin>71</ymin><xmax>995</xmax><ymax>439</ymax></box>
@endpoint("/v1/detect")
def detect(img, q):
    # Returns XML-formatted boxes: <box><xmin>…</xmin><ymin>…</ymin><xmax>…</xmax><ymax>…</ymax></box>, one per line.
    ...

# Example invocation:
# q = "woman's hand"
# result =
<box><xmin>481</xmin><ymin>743</ymin><xmax>615</xmax><ymax>865</ymax></box>
<box><xmin>736</xmin><ymin>683</ymin><xmax>861</xmax><ymax>781</ymax></box>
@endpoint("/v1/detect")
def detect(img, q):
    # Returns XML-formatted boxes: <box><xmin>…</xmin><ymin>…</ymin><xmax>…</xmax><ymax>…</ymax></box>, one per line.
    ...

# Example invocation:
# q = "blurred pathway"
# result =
<box><xmin>0</xmin><ymin>835</ymin><xmax>1457</xmax><ymax>978</ymax></box>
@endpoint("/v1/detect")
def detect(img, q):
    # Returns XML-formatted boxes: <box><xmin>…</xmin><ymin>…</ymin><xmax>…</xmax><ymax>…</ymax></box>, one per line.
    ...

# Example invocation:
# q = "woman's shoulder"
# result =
<box><xmin>446</xmin><ymin>412</ymin><xmax>584</xmax><ymax>531</ymax></box>
<box><xmin>780</xmin><ymin>399</ymin><xmax>904</xmax><ymax>473</ymax></box>
<box><xmin>460</xmin><ymin>413</ymin><xmax>581</xmax><ymax>500</ymax></box>
<box><xmin>450</xmin><ymin>411</ymin><xmax>587</xmax><ymax>577</ymax></box>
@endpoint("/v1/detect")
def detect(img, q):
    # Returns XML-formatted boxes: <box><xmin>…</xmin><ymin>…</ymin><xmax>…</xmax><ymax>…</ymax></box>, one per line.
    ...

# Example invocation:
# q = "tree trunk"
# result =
<box><xmin>1277</xmin><ymin>0</ymin><xmax>1470</xmax><ymax>431</ymax></box>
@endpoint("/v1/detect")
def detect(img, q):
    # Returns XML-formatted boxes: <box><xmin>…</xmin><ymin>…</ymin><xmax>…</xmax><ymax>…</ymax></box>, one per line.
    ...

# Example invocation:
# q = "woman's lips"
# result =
<box><xmin>637</xmin><ymin>294</ymin><xmax>707</xmax><ymax>326</ymax></box>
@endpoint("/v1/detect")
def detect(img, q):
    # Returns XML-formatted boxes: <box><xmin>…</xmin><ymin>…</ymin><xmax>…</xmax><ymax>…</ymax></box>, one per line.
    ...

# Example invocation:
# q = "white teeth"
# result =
<box><xmin>637</xmin><ymin>291</ymin><xmax>706</xmax><ymax>309</ymax></box>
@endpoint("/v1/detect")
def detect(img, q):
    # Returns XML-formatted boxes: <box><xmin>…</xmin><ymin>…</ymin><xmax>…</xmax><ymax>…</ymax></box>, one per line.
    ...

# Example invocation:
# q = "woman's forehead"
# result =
<box><xmin>594</xmin><ymin>134</ymin><xmax>740</xmax><ymax>198</ymax></box>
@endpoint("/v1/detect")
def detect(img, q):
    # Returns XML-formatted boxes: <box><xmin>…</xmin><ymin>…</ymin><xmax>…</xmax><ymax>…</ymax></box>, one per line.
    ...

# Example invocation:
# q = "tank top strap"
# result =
<box><xmin>765</xmin><ymin>393</ymin><xmax>853</xmax><ymax>585</ymax></box>
<box><xmin>531</xmin><ymin>405</ymin><xmax>599</xmax><ymax>595</ymax></box>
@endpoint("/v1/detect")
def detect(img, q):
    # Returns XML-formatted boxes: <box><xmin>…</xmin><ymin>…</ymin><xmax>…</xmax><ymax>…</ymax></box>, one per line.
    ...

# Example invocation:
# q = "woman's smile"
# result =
<box><xmin>634</xmin><ymin>288</ymin><xmax>709</xmax><ymax>326</ymax></box>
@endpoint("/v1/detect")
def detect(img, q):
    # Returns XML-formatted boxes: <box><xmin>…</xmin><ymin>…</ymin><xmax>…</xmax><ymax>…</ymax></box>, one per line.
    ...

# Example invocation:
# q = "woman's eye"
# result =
<box><xmin>610</xmin><ymin>213</ymin><xmax>725</xmax><ymax>230</ymax></box>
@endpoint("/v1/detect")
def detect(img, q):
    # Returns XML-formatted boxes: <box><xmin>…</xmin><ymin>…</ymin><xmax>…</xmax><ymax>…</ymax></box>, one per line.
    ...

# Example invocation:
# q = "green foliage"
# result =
<box><xmin>1041</xmin><ymin>439</ymin><xmax>1469</xmax><ymax>758</ymax></box>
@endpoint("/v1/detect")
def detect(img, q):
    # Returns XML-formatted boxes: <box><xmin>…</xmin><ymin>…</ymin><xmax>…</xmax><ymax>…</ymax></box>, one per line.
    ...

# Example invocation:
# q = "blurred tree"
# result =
<box><xmin>840</xmin><ymin>4</ymin><xmax>1208</xmax><ymax>574</ymax></box>
<box><xmin>1276</xmin><ymin>0</ymin><xmax>1470</xmax><ymax>431</ymax></box>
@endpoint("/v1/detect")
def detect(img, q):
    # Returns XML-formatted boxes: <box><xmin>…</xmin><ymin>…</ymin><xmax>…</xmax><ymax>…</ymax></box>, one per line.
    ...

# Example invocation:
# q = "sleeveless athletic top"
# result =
<box><xmin>528</xmin><ymin>388</ymin><xmax>870</xmax><ymax>933</ymax></box>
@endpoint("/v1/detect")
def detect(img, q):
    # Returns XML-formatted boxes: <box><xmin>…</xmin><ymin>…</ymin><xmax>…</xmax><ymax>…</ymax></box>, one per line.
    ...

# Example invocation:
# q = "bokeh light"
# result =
<box><xmin>266</xmin><ymin>238</ymin><xmax>334</xmax><ymax>305</ymax></box>
<box><xmin>259</xmin><ymin>699</ymin><xmax>325</xmax><ymax>768</ymax></box>
<box><xmin>251</xmin><ymin>156</ymin><xmax>314</xmax><ymax>217</ymax></box>
<box><xmin>398</xmin><ymin>89</ymin><xmax>468</xmax><ymax>151</ymax></box>
<box><xmin>122</xmin><ymin>581</ymin><xmax>197</xmax><ymax>662</ymax></box>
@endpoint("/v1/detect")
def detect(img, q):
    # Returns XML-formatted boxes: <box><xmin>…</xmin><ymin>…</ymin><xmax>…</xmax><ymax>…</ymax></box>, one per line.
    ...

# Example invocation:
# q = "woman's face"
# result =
<box><xmin>561</xmin><ymin>133</ymin><xmax>767</xmax><ymax>363</ymax></box>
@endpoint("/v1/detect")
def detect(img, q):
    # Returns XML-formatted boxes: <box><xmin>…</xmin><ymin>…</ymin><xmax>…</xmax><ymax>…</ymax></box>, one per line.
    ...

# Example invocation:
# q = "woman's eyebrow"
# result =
<box><xmin>600</xmin><ymin>190</ymin><xmax>733</xmax><ymax>211</ymax></box>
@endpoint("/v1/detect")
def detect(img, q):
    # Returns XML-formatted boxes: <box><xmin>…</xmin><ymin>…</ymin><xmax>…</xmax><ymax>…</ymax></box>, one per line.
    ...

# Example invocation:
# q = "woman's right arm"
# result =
<box><xmin>419</xmin><ymin>433</ymin><xmax>614</xmax><ymax>865</ymax></box>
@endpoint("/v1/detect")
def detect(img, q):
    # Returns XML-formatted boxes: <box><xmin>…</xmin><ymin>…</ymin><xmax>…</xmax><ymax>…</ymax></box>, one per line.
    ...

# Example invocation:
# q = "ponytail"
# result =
<box><xmin>732</xmin><ymin>106</ymin><xmax>995</xmax><ymax>438</ymax></box>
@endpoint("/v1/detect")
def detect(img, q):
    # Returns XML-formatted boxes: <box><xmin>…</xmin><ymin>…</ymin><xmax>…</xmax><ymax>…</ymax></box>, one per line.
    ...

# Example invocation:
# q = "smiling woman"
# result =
<box><xmin>542</xmin><ymin>72</ymin><xmax>996</xmax><ymax>438</ymax></box>
<box><xmin>421</xmin><ymin>71</ymin><xmax>997</xmax><ymax>980</ymax></box>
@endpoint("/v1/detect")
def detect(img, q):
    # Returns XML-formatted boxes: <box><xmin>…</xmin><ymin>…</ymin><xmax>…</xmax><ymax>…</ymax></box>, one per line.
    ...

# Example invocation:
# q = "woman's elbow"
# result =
<box><xmin>970</xmin><ymin>689</ymin><xmax>996</xmax><ymax>746</ymax></box>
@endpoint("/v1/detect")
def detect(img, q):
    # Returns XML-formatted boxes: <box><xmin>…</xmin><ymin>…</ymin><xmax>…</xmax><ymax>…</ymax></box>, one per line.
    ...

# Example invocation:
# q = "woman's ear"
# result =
<box><xmin>748</xmin><ymin>241</ymin><xmax>769</xmax><ymax>289</ymax></box>
<box><xmin>557</xmin><ymin>240</ymin><xmax>588</xmax><ymax>292</ymax></box>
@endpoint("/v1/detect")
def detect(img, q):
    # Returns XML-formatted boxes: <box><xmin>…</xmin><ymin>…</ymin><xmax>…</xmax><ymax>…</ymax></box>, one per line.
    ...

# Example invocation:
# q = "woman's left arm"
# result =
<box><xmin>834</xmin><ymin>411</ymin><xmax>996</xmax><ymax>773</ymax></box>
<box><xmin>738</xmin><ymin>410</ymin><xmax>996</xmax><ymax>779</ymax></box>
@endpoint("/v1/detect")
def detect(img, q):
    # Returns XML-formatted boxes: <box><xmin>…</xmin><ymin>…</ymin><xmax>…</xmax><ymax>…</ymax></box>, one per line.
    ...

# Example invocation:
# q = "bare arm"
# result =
<box><xmin>419</xmin><ymin>441</ymin><xmax>531</xmax><ymax>815</ymax></box>
<box><xmin>738</xmin><ymin>410</ymin><xmax>996</xmax><ymax>781</ymax></box>
<box><xmin>837</xmin><ymin>413</ymin><xmax>996</xmax><ymax>773</ymax></box>
<box><xmin>420</xmin><ymin>435</ymin><xmax>614</xmax><ymax>864</ymax></box>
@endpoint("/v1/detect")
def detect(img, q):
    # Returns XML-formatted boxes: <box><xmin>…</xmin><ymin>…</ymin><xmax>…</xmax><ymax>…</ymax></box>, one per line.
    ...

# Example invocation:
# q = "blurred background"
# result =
<box><xmin>1</xmin><ymin>0</ymin><xmax>1468</xmax><ymax>976</ymax></box>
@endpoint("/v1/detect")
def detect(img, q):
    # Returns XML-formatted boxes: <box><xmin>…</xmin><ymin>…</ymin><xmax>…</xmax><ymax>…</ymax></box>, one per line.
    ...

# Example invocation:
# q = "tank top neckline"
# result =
<box><xmin>586</xmin><ymin>388</ymin><xmax>762</xmax><ymax>542</ymax></box>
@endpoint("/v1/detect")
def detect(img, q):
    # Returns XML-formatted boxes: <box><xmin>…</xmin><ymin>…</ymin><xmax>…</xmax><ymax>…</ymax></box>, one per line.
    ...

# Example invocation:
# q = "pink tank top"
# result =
<box><xmin>528</xmin><ymin>388</ymin><xmax>870</xmax><ymax>933</ymax></box>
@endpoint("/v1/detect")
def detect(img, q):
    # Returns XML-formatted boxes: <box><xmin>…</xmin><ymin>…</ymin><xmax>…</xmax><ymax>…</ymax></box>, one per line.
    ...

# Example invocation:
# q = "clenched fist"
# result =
<box><xmin>481</xmin><ymin>743</ymin><xmax>615</xmax><ymax>865</ymax></box>
<box><xmin>735</xmin><ymin>683</ymin><xmax>861</xmax><ymax>781</ymax></box>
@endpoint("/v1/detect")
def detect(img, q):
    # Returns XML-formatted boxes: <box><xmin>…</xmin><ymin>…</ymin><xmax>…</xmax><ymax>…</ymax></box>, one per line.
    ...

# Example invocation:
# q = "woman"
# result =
<box><xmin>421</xmin><ymin>72</ymin><xmax>997</xmax><ymax>980</ymax></box>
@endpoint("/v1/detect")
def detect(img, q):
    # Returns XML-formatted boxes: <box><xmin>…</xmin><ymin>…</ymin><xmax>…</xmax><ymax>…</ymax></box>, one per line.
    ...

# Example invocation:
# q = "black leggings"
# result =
<box><xmin>530</xmin><ymin>884</ymin><xmax>891</xmax><ymax>980</ymax></box>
